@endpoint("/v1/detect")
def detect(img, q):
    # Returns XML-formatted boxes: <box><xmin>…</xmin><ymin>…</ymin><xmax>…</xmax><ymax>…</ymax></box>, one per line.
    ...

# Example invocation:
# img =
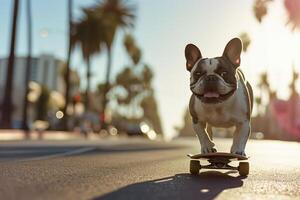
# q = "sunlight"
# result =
<box><xmin>244</xmin><ymin>0</ymin><xmax>300</xmax><ymax>100</ymax></box>
<box><xmin>154</xmin><ymin>178</ymin><xmax>173</xmax><ymax>184</ymax></box>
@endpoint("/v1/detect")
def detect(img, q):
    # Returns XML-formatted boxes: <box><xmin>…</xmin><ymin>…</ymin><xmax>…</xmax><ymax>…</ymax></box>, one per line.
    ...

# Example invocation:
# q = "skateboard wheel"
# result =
<box><xmin>238</xmin><ymin>162</ymin><xmax>249</xmax><ymax>176</ymax></box>
<box><xmin>190</xmin><ymin>160</ymin><xmax>200</xmax><ymax>175</ymax></box>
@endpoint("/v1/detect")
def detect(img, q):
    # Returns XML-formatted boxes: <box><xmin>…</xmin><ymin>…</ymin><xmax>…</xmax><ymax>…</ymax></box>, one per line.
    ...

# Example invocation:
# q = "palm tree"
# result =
<box><xmin>21</xmin><ymin>0</ymin><xmax>32</xmax><ymax>133</ymax></box>
<box><xmin>123</xmin><ymin>33</ymin><xmax>141</xmax><ymax>65</ymax></box>
<box><xmin>289</xmin><ymin>67</ymin><xmax>299</xmax><ymax>126</ymax></box>
<box><xmin>258</xmin><ymin>72</ymin><xmax>274</xmax><ymax>112</ymax></box>
<box><xmin>239</xmin><ymin>32</ymin><xmax>251</xmax><ymax>52</ymax></box>
<box><xmin>258</xmin><ymin>72</ymin><xmax>272</xmax><ymax>99</ymax></box>
<box><xmin>253</xmin><ymin>0</ymin><xmax>273</xmax><ymax>23</ymax></box>
<box><xmin>257</xmin><ymin>72</ymin><xmax>271</xmax><ymax>133</ymax></box>
<box><xmin>0</xmin><ymin>0</ymin><xmax>20</xmax><ymax>128</ymax></box>
<box><xmin>95</xmin><ymin>0</ymin><xmax>135</xmax><ymax>126</ymax></box>
<box><xmin>62</xmin><ymin>0</ymin><xmax>73</xmax><ymax>130</ymax></box>
<box><xmin>289</xmin><ymin>67</ymin><xmax>299</xmax><ymax>97</ymax></box>
<box><xmin>255</xmin><ymin>96</ymin><xmax>262</xmax><ymax>116</ymax></box>
<box><xmin>72</xmin><ymin>9</ymin><xmax>103</xmax><ymax>110</ymax></box>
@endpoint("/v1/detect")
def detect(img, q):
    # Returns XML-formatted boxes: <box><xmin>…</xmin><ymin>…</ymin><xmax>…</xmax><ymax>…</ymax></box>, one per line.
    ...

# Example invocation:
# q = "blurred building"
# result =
<box><xmin>252</xmin><ymin>96</ymin><xmax>300</xmax><ymax>141</ymax></box>
<box><xmin>0</xmin><ymin>55</ymin><xmax>64</xmax><ymax>92</ymax></box>
<box><xmin>0</xmin><ymin>54</ymin><xmax>80</xmax><ymax>128</ymax></box>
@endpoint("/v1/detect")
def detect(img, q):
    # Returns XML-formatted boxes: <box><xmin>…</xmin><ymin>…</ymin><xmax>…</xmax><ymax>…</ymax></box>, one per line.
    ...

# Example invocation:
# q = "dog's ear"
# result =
<box><xmin>185</xmin><ymin>44</ymin><xmax>202</xmax><ymax>71</ymax></box>
<box><xmin>223</xmin><ymin>38</ymin><xmax>242</xmax><ymax>67</ymax></box>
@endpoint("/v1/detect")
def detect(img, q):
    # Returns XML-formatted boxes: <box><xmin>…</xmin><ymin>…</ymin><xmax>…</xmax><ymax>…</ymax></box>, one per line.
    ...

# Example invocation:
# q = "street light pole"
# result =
<box><xmin>0</xmin><ymin>0</ymin><xmax>20</xmax><ymax>128</ymax></box>
<box><xmin>62</xmin><ymin>0</ymin><xmax>73</xmax><ymax>131</ymax></box>
<box><xmin>22</xmin><ymin>0</ymin><xmax>33</xmax><ymax>134</ymax></box>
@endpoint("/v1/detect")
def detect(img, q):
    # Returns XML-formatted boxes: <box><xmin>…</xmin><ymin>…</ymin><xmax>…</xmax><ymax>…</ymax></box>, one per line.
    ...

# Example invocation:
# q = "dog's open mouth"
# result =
<box><xmin>203</xmin><ymin>92</ymin><xmax>220</xmax><ymax>98</ymax></box>
<box><xmin>194</xmin><ymin>90</ymin><xmax>235</xmax><ymax>104</ymax></box>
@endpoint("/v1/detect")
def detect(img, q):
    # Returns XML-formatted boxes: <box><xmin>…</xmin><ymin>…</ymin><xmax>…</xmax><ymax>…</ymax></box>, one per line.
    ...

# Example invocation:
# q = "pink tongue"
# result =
<box><xmin>204</xmin><ymin>92</ymin><xmax>220</xmax><ymax>98</ymax></box>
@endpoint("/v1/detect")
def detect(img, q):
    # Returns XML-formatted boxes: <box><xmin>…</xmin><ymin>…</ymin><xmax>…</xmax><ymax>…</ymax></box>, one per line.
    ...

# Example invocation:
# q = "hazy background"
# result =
<box><xmin>1</xmin><ymin>0</ymin><xmax>300</xmax><ymax>139</ymax></box>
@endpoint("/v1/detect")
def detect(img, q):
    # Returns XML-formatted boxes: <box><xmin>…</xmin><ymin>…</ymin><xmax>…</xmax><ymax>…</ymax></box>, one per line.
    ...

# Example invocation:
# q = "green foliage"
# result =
<box><xmin>258</xmin><ymin>72</ymin><xmax>270</xmax><ymax>91</ymax></box>
<box><xmin>142</xmin><ymin>64</ymin><xmax>153</xmax><ymax>87</ymax></box>
<box><xmin>36</xmin><ymin>85</ymin><xmax>50</xmax><ymax>120</ymax></box>
<box><xmin>239</xmin><ymin>33</ymin><xmax>251</xmax><ymax>52</ymax></box>
<box><xmin>256</xmin><ymin>72</ymin><xmax>277</xmax><ymax>115</ymax></box>
<box><xmin>114</xmin><ymin>66</ymin><xmax>149</xmax><ymax>106</ymax></box>
<box><xmin>77</xmin><ymin>0</ymin><xmax>162</xmax><ymax>133</ymax></box>
<box><xmin>60</xmin><ymin>63</ymin><xmax>80</xmax><ymax>87</ymax></box>
<box><xmin>140</xmin><ymin>91</ymin><xmax>163</xmax><ymax>134</ymax></box>
<box><xmin>253</xmin><ymin>0</ymin><xmax>273</xmax><ymax>23</ymax></box>
<box><xmin>178</xmin><ymin>108</ymin><xmax>194</xmax><ymax>136</ymax></box>
<box><xmin>99</xmin><ymin>64</ymin><xmax>163</xmax><ymax>134</ymax></box>
<box><xmin>94</xmin><ymin>0</ymin><xmax>135</xmax><ymax>49</ymax></box>
<box><xmin>289</xmin><ymin>68</ymin><xmax>299</xmax><ymax>97</ymax></box>
<box><xmin>72</xmin><ymin>9</ymin><xmax>103</xmax><ymax>61</ymax></box>
<box><xmin>124</xmin><ymin>33</ymin><xmax>142</xmax><ymax>65</ymax></box>
<box><xmin>97</xmin><ymin>82</ymin><xmax>113</xmax><ymax>94</ymax></box>
<box><xmin>75</xmin><ymin>0</ymin><xmax>138</xmax><ymax>115</ymax></box>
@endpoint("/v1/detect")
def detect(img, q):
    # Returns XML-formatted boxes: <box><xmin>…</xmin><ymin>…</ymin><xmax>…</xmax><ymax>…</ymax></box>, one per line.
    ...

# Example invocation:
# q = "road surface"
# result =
<box><xmin>0</xmin><ymin>137</ymin><xmax>300</xmax><ymax>200</ymax></box>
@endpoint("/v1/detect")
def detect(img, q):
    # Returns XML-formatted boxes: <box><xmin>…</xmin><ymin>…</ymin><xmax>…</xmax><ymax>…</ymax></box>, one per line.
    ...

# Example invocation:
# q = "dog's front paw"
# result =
<box><xmin>201</xmin><ymin>142</ymin><xmax>217</xmax><ymax>154</ymax></box>
<box><xmin>230</xmin><ymin>146</ymin><xmax>246</xmax><ymax>156</ymax></box>
<box><xmin>232</xmin><ymin>151</ymin><xmax>246</xmax><ymax>156</ymax></box>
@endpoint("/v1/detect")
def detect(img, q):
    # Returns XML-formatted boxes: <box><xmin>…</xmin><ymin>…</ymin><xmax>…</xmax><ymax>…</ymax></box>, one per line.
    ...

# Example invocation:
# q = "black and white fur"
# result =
<box><xmin>185</xmin><ymin>38</ymin><xmax>253</xmax><ymax>156</ymax></box>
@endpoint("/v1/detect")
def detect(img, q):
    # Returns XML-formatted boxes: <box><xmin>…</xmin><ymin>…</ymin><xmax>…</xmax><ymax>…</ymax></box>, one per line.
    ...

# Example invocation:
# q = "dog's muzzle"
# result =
<box><xmin>192</xmin><ymin>75</ymin><xmax>236</xmax><ymax>104</ymax></box>
<box><xmin>203</xmin><ymin>75</ymin><xmax>219</xmax><ymax>94</ymax></box>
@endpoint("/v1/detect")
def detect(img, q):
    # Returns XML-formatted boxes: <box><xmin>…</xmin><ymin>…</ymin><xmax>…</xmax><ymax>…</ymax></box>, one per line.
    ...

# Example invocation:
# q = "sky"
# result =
<box><xmin>1</xmin><ymin>0</ymin><xmax>300</xmax><ymax>139</ymax></box>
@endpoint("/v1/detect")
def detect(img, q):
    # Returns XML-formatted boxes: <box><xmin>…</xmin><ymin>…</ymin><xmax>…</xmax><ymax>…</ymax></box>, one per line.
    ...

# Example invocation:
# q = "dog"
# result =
<box><xmin>185</xmin><ymin>38</ymin><xmax>253</xmax><ymax>156</ymax></box>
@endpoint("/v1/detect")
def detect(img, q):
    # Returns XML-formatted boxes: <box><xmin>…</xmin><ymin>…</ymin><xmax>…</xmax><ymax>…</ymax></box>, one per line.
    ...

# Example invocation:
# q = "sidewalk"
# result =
<box><xmin>0</xmin><ymin>129</ymin><xmax>164</xmax><ymax>142</ymax></box>
<box><xmin>0</xmin><ymin>129</ymin><xmax>87</xmax><ymax>141</ymax></box>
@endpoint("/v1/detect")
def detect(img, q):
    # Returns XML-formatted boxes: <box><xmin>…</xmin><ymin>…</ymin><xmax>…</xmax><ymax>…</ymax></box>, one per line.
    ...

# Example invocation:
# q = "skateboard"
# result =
<box><xmin>187</xmin><ymin>152</ymin><xmax>249</xmax><ymax>176</ymax></box>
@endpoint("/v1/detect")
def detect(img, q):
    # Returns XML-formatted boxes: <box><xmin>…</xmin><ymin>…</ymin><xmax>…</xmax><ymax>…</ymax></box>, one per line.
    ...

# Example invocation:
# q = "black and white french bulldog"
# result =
<box><xmin>185</xmin><ymin>38</ymin><xmax>253</xmax><ymax>156</ymax></box>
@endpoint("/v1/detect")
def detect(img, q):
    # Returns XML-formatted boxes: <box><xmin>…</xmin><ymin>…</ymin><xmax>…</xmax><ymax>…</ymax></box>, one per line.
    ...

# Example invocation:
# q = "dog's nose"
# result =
<box><xmin>205</xmin><ymin>75</ymin><xmax>218</xmax><ymax>81</ymax></box>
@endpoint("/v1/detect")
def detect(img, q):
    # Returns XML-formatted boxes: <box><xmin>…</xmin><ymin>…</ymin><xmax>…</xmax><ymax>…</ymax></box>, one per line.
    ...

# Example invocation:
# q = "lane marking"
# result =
<box><xmin>0</xmin><ymin>149</ymin><xmax>72</xmax><ymax>154</ymax></box>
<box><xmin>5</xmin><ymin>147</ymin><xmax>96</xmax><ymax>163</ymax></box>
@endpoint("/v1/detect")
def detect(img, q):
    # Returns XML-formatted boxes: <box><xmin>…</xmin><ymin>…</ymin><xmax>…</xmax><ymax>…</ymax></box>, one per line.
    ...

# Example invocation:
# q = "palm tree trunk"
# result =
<box><xmin>62</xmin><ymin>0</ymin><xmax>73</xmax><ymax>130</ymax></box>
<box><xmin>85</xmin><ymin>57</ymin><xmax>91</xmax><ymax>111</ymax></box>
<box><xmin>21</xmin><ymin>0</ymin><xmax>32</xmax><ymax>133</ymax></box>
<box><xmin>0</xmin><ymin>0</ymin><xmax>20</xmax><ymax>128</ymax></box>
<box><xmin>101</xmin><ymin>47</ymin><xmax>112</xmax><ymax>128</ymax></box>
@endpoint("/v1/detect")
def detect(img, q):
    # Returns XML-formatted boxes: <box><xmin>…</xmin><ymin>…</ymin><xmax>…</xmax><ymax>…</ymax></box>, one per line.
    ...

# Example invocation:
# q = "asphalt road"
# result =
<box><xmin>0</xmin><ymin>137</ymin><xmax>300</xmax><ymax>200</ymax></box>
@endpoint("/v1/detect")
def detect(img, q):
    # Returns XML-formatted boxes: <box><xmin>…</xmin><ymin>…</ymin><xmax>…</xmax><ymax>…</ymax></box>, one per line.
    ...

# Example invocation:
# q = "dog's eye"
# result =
<box><xmin>220</xmin><ymin>71</ymin><xmax>227</xmax><ymax>77</ymax></box>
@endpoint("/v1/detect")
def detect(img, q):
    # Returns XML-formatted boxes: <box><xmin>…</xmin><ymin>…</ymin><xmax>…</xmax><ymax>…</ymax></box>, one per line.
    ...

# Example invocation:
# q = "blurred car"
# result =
<box><xmin>113</xmin><ymin>120</ymin><xmax>157</xmax><ymax>140</ymax></box>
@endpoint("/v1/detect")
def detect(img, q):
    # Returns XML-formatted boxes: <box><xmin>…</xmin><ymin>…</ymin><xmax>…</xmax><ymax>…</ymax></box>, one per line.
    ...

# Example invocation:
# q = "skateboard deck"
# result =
<box><xmin>187</xmin><ymin>152</ymin><xmax>249</xmax><ymax>176</ymax></box>
<box><xmin>187</xmin><ymin>152</ymin><xmax>248</xmax><ymax>161</ymax></box>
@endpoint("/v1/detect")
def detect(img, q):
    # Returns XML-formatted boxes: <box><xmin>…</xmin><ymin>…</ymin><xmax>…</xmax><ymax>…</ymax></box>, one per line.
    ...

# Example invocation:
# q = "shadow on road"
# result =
<box><xmin>94</xmin><ymin>171</ymin><xmax>245</xmax><ymax>200</ymax></box>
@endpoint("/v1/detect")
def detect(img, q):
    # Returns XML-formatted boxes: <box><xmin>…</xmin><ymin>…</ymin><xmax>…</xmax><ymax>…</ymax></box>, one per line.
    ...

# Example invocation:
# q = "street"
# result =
<box><xmin>0</xmin><ymin>137</ymin><xmax>300</xmax><ymax>200</ymax></box>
